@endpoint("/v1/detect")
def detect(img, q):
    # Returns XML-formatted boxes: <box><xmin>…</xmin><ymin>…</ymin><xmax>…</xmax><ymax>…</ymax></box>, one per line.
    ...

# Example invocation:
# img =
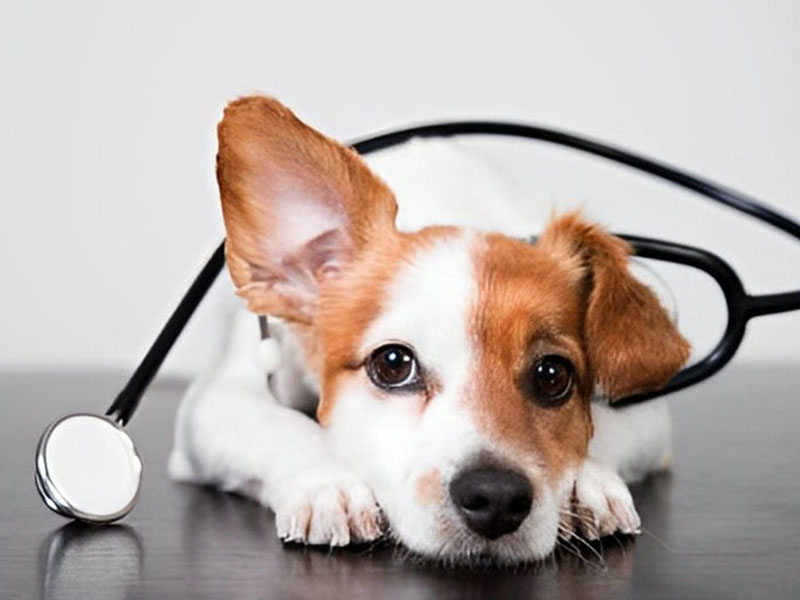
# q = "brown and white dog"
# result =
<box><xmin>169</xmin><ymin>96</ymin><xmax>689</xmax><ymax>565</ymax></box>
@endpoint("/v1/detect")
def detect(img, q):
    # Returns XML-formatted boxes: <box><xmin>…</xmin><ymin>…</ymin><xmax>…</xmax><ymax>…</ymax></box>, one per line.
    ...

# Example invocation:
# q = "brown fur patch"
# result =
<box><xmin>468</xmin><ymin>213</ymin><xmax>689</xmax><ymax>481</ymax></box>
<box><xmin>469</xmin><ymin>233</ymin><xmax>594</xmax><ymax>481</ymax></box>
<box><xmin>538</xmin><ymin>213</ymin><xmax>690</xmax><ymax>399</ymax></box>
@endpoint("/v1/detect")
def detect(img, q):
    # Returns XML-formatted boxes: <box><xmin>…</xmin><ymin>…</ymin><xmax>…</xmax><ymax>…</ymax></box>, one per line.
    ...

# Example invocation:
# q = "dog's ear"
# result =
<box><xmin>216</xmin><ymin>96</ymin><xmax>398</xmax><ymax>323</ymax></box>
<box><xmin>539</xmin><ymin>213</ymin><xmax>690</xmax><ymax>401</ymax></box>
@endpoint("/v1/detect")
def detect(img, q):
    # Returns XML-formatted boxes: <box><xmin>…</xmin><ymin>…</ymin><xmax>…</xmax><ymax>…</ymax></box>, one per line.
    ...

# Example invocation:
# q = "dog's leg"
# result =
<box><xmin>169</xmin><ymin>310</ymin><xmax>382</xmax><ymax>546</ymax></box>
<box><xmin>588</xmin><ymin>398</ymin><xmax>672</xmax><ymax>482</ymax></box>
<box><xmin>565</xmin><ymin>399</ymin><xmax>671</xmax><ymax>538</ymax></box>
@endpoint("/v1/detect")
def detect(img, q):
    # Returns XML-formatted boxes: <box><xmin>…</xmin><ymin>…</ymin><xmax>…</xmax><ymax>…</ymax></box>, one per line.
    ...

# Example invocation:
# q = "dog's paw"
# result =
<box><xmin>271</xmin><ymin>467</ymin><xmax>383</xmax><ymax>547</ymax></box>
<box><xmin>564</xmin><ymin>459</ymin><xmax>641</xmax><ymax>540</ymax></box>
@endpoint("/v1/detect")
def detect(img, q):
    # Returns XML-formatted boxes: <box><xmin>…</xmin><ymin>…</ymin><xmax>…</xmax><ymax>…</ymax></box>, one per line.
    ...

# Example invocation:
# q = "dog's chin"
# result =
<box><xmin>387</xmin><ymin>531</ymin><xmax>558</xmax><ymax>569</ymax></box>
<box><xmin>384</xmin><ymin>516</ymin><xmax>560</xmax><ymax>568</ymax></box>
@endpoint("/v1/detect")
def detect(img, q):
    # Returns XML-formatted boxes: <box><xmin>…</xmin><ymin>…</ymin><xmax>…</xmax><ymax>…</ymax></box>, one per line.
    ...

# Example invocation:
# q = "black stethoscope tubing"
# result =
<box><xmin>106</xmin><ymin>120</ymin><xmax>800</xmax><ymax>423</ymax></box>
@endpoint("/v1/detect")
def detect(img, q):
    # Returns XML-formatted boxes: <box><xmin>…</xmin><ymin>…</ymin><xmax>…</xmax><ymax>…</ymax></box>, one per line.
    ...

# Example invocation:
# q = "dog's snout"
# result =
<box><xmin>449</xmin><ymin>467</ymin><xmax>533</xmax><ymax>540</ymax></box>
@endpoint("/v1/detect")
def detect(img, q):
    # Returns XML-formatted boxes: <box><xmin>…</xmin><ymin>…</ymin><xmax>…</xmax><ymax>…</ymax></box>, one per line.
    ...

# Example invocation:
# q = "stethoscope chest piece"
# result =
<box><xmin>35</xmin><ymin>414</ymin><xmax>142</xmax><ymax>523</ymax></box>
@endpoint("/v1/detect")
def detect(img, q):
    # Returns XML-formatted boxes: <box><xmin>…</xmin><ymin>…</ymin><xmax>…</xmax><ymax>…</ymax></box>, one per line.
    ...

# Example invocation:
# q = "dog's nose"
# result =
<box><xmin>449</xmin><ymin>467</ymin><xmax>533</xmax><ymax>540</ymax></box>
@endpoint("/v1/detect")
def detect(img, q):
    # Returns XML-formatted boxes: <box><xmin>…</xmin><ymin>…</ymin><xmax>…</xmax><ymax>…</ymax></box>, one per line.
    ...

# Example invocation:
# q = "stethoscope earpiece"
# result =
<box><xmin>35</xmin><ymin>414</ymin><xmax>142</xmax><ymax>523</ymax></box>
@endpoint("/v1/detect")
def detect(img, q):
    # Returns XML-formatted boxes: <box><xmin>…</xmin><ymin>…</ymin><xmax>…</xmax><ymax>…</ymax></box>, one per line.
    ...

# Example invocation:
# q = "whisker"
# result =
<box><xmin>565</xmin><ymin>531</ymin><xmax>607</xmax><ymax>567</ymax></box>
<box><xmin>556</xmin><ymin>533</ymin><xmax>605</xmax><ymax>571</ymax></box>
<box><xmin>556</xmin><ymin>535</ymin><xmax>585</xmax><ymax>563</ymax></box>
<box><xmin>639</xmin><ymin>526</ymin><xmax>675</xmax><ymax>552</ymax></box>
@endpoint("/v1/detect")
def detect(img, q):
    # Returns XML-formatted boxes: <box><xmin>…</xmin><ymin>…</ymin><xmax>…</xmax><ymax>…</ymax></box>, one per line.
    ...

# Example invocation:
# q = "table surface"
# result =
<box><xmin>1</xmin><ymin>366</ymin><xmax>798</xmax><ymax>600</ymax></box>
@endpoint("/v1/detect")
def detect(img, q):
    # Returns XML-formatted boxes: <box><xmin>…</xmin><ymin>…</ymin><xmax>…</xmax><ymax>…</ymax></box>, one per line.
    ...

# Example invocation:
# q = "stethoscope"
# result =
<box><xmin>35</xmin><ymin>120</ymin><xmax>800</xmax><ymax>525</ymax></box>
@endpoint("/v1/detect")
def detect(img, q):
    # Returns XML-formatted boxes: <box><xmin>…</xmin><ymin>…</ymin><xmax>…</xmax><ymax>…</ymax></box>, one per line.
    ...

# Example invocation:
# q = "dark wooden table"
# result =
<box><xmin>1</xmin><ymin>366</ymin><xmax>799</xmax><ymax>599</ymax></box>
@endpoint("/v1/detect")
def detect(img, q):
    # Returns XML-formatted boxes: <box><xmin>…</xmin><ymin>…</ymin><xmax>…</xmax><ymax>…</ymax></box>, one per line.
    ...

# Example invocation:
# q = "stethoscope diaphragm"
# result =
<box><xmin>35</xmin><ymin>414</ymin><xmax>142</xmax><ymax>523</ymax></box>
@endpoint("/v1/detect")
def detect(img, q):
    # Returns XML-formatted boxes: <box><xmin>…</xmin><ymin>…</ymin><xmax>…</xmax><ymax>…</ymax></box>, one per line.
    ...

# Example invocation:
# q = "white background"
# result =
<box><xmin>1</xmin><ymin>0</ymin><xmax>798</xmax><ymax>374</ymax></box>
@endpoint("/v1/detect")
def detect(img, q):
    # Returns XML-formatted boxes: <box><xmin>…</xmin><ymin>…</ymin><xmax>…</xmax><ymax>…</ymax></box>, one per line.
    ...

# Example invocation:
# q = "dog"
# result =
<box><xmin>169</xmin><ymin>95</ymin><xmax>689</xmax><ymax>566</ymax></box>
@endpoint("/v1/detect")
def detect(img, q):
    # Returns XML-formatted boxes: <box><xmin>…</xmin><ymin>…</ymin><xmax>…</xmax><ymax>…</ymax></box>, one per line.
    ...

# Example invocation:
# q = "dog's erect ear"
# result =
<box><xmin>216</xmin><ymin>96</ymin><xmax>398</xmax><ymax>323</ymax></box>
<box><xmin>539</xmin><ymin>213</ymin><xmax>690</xmax><ymax>401</ymax></box>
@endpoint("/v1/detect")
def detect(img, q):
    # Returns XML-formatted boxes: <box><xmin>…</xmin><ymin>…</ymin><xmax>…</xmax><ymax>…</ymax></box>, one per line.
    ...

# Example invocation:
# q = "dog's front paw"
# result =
<box><xmin>564</xmin><ymin>459</ymin><xmax>641</xmax><ymax>540</ymax></box>
<box><xmin>271</xmin><ymin>467</ymin><xmax>382</xmax><ymax>547</ymax></box>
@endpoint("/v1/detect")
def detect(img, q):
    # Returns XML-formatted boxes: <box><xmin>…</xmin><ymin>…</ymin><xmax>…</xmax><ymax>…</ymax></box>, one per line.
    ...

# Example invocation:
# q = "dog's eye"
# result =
<box><xmin>366</xmin><ymin>344</ymin><xmax>420</xmax><ymax>390</ymax></box>
<box><xmin>531</xmin><ymin>355</ymin><xmax>574</xmax><ymax>406</ymax></box>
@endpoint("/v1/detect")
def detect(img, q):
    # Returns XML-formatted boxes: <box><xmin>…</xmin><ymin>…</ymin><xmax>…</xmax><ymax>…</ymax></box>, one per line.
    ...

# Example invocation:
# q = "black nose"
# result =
<box><xmin>449</xmin><ymin>467</ymin><xmax>533</xmax><ymax>540</ymax></box>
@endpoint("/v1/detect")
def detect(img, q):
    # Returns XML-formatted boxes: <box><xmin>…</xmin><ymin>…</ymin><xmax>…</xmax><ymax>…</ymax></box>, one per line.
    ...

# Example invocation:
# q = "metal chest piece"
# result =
<box><xmin>35</xmin><ymin>414</ymin><xmax>142</xmax><ymax>523</ymax></box>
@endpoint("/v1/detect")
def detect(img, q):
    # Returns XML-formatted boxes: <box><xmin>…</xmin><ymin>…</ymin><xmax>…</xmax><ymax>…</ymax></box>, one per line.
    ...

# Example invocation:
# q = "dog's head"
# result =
<box><xmin>216</xmin><ymin>96</ymin><xmax>689</xmax><ymax>564</ymax></box>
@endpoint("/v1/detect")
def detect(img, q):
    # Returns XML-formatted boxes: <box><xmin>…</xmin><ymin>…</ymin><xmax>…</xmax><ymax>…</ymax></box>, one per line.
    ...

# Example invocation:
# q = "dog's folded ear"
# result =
<box><xmin>538</xmin><ymin>213</ymin><xmax>690</xmax><ymax>401</ymax></box>
<box><xmin>216</xmin><ymin>95</ymin><xmax>398</xmax><ymax>323</ymax></box>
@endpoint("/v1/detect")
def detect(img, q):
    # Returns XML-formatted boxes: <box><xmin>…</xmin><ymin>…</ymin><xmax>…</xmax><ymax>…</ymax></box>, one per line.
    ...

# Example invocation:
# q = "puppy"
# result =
<box><xmin>169</xmin><ymin>96</ymin><xmax>689</xmax><ymax>565</ymax></box>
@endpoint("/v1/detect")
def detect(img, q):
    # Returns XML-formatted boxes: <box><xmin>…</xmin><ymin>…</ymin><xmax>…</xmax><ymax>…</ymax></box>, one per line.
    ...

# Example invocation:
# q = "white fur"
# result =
<box><xmin>589</xmin><ymin>398</ymin><xmax>672</xmax><ymax>483</ymax></box>
<box><xmin>169</xmin><ymin>307</ymin><xmax>382</xmax><ymax>546</ymax></box>
<box><xmin>367</xmin><ymin>138</ymin><xmax>548</xmax><ymax>237</ymax></box>
<box><xmin>357</xmin><ymin>232</ymin><xmax>477</xmax><ymax>381</ymax></box>
<box><xmin>170</xmin><ymin>137</ymin><xmax>670</xmax><ymax>562</ymax></box>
